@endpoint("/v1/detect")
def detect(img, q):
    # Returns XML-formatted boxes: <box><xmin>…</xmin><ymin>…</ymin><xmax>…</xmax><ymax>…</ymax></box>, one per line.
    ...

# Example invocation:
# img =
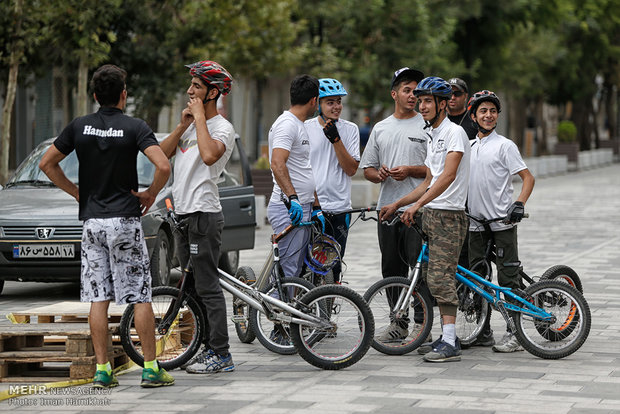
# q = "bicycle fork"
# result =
<box><xmin>392</xmin><ymin>261</ymin><xmax>424</xmax><ymax>319</ymax></box>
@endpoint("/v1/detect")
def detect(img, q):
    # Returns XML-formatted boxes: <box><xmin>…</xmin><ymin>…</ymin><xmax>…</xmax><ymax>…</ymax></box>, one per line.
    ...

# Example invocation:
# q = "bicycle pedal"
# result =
<box><xmin>230</xmin><ymin>315</ymin><xmax>247</xmax><ymax>323</ymax></box>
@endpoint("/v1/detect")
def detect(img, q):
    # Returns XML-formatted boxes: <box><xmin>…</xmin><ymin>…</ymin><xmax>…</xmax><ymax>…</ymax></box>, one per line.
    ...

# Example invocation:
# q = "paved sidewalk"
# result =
<box><xmin>1</xmin><ymin>164</ymin><xmax>620</xmax><ymax>413</ymax></box>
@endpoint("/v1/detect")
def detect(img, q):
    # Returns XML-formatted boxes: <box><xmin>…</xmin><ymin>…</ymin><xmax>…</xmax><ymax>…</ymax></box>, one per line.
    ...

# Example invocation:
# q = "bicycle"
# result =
<box><xmin>119</xmin><ymin>199</ymin><xmax>375</xmax><ymax>370</ymax></box>
<box><xmin>364</xmin><ymin>213</ymin><xmax>591</xmax><ymax>359</ymax></box>
<box><xmin>300</xmin><ymin>207</ymin><xmax>378</xmax><ymax>287</ymax></box>
<box><xmin>232</xmin><ymin>207</ymin><xmax>377</xmax><ymax>347</ymax></box>
<box><xmin>456</xmin><ymin>214</ymin><xmax>584</xmax><ymax>346</ymax></box>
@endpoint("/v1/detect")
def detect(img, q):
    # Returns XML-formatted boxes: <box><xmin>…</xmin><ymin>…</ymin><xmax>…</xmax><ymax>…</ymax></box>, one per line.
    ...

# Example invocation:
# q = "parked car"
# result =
<box><xmin>0</xmin><ymin>135</ymin><xmax>256</xmax><ymax>295</ymax></box>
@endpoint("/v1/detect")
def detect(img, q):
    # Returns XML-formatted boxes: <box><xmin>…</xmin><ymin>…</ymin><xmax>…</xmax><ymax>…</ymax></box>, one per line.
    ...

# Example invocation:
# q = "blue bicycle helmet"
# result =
<box><xmin>303</xmin><ymin>233</ymin><xmax>341</xmax><ymax>276</ymax></box>
<box><xmin>413</xmin><ymin>76</ymin><xmax>453</xmax><ymax>99</ymax></box>
<box><xmin>319</xmin><ymin>78</ymin><xmax>347</xmax><ymax>99</ymax></box>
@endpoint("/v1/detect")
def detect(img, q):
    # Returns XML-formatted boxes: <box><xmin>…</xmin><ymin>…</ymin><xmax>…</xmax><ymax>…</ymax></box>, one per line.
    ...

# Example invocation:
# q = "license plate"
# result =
<box><xmin>13</xmin><ymin>244</ymin><xmax>75</xmax><ymax>259</ymax></box>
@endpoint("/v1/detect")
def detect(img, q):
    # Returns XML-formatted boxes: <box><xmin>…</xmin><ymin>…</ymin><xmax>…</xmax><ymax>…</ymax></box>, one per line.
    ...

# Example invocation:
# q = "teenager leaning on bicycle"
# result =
<box><xmin>465</xmin><ymin>90</ymin><xmax>536</xmax><ymax>353</ymax></box>
<box><xmin>380</xmin><ymin>76</ymin><xmax>471</xmax><ymax>363</ymax></box>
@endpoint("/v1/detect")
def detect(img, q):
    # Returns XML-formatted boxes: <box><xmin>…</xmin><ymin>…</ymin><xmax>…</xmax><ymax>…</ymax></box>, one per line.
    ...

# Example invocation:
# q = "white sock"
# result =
<box><xmin>443</xmin><ymin>324</ymin><xmax>456</xmax><ymax>346</ymax></box>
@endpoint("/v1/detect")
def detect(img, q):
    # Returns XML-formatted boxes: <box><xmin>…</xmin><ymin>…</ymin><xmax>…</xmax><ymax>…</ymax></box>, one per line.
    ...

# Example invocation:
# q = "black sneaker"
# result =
<box><xmin>417</xmin><ymin>336</ymin><xmax>443</xmax><ymax>355</ymax></box>
<box><xmin>423</xmin><ymin>339</ymin><xmax>462</xmax><ymax>363</ymax></box>
<box><xmin>461</xmin><ymin>330</ymin><xmax>495</xmax><ymax>349</ymax></box>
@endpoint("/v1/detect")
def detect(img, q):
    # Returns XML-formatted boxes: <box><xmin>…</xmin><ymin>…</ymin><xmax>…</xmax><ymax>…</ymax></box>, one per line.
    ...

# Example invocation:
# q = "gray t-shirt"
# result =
<box><xmin>360</xmin><ymin>114</ymin><xmax>428</xmax><ymax>208</ymax></box>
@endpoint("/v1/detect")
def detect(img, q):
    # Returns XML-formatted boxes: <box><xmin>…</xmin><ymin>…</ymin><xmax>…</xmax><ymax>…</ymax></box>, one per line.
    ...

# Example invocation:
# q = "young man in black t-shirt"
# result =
<box><xmin>39</xmin><ymin>64</ymin><xmax>173</xmax><ymax>389</ymax></box>
<box><xmin>447</xmin><ymin>78</ymin><xmax>478</xmax><ymax>140</ymax></box>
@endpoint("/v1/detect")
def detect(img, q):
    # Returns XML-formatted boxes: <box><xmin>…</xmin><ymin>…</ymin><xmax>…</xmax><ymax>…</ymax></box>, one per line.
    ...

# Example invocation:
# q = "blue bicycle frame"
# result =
<box><xmin>394</xmin><ymin>240</ymin><xmax>556</xmax><ymax>328</ymax></box>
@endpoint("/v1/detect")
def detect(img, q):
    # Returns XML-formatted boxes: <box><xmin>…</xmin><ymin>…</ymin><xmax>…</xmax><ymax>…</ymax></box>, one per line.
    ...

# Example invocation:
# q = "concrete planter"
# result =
<box><xmin>251</xmin><ymin>169</ymin><xmax>273</xmax><ymax>206</ymax></box>
<box><xmin>599</xmin><ymin>140</ymin><xmax>620</xmax><ymax>156</ymax></box>
<box><xmin>554</xmin><ymin>142</ymin><xmax>580</xmax><ymax>163</ymax></box>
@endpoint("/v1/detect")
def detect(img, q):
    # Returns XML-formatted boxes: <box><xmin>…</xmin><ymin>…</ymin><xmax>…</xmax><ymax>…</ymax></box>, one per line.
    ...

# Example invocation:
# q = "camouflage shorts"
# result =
<box><xmin>422</xmin><ymin>208</ymin><xmax>468</xmax><ymax>312</ymax></box>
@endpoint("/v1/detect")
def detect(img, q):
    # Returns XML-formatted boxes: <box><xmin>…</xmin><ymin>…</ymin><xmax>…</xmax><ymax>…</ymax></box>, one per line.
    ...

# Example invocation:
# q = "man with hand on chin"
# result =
<box><xmin>159</xmin><ymin>60</ymin><xmax>236</xmax><ymax>374</ymax></box>
<box><xmin>305</xmin><ymin>78</ymin><xmax>360</xmax><ymax>283</ymax></box>
<box><xmin>380</xmin><ymin>76</ymin><xmax>470</xmax><ymax>363</ymax></box>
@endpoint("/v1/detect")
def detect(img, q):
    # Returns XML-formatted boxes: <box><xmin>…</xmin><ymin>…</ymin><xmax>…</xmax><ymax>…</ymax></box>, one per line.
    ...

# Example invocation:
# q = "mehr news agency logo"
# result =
<box><xmin>7</xmin><ymin>384</ymin><xmax>111</xmax><ymax>407</ymax></box>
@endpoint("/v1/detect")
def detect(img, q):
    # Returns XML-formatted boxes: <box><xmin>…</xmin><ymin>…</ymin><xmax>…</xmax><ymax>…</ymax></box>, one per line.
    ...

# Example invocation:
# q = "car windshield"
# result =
<box><xmin>7</xmin><ymin>143</ymin><xmax>155</xmax><ymax>188</ymax></box>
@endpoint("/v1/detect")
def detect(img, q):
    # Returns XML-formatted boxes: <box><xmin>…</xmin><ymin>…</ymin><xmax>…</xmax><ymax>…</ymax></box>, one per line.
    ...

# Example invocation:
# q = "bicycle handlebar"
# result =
<box><xmin>467</xmin><ymin>213</ymin><xmax>530</xmax><ymax>226</ymax></box>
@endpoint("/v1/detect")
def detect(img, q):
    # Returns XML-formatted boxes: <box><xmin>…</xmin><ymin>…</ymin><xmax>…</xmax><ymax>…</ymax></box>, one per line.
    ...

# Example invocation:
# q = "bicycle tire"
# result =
<box><xmin>290</xmin><ymin>284</ymin><xmax>374</xmax><ymax>370</ymax></box>
<box><xmin>119</xmin><ymin>286</ymin><xmax>205</xmax><ymax>370</ymax></box>
<box><xmin>456</xmin><ymin>260</ymin><xmax>492</xmax><ymax>346</ymax></box>
<box><xmin>513</xmin><ymin>280</ymin><xmax>591</xmax><ymax>359</ymax></box>
<box><xmin>363</xmin><ymin>276</ymin><xmax>434</xmax><ymax>355</ymax></box>
<box><xmin>540</xmin><ymin>264</ymin><xmax>583</xmax><ymax>293</ymax></box>
<box><xmin>232</xmin><ymin>266</ymin><xmax>257</xmax><ymax>344</ymax></box>
<box><xmin>249</xmin><ymin>277</ymin><xmax>316</xmax><ymax>355</ymax></box>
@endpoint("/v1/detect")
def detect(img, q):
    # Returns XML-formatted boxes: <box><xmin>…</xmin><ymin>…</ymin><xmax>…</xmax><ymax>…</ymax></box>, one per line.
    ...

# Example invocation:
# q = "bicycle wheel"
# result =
<box><xmin>363</xmin><ymin>276</ymin><xmax>433</xmax><ymax>355</ymax></box>
<box><xmin>119</xmin><ymin>286</ymin><xmax>205</xmax><ymax>370</ymax></box>
<box><xmin>249</xmin><ymin>276</ymin><xmax>315</xmax><ymax>355</ymax></box>
<box><xmin>456</xmin><ymin>260</ymin><xmax>492</xmax><ymax>346</ymax></box>
<box><xmin>290</xmin><ymin>284</ymin><xmax>374</xmax><ymax>370</ymax></box>
<box><xmin>513</xmin><ymin>280</ymin><xmax>591</xmax><ymax>359</ymax></box>
<box><xmin>540</xmin><ymin>264</ymin><xmax>583</xmax><ymax>293</ymax></box>
<box><xmin>232</xmin><ymin>266</ymin><xmax>257</xmax><ymax>344</ymax></box>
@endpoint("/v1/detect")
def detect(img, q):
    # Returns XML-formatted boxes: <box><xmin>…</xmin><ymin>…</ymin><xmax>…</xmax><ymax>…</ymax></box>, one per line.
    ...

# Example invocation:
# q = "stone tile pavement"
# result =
<box><xmin>1</xmin><ymin>164</ymin><xmax>619</xmax><ymax>413</ymax></box>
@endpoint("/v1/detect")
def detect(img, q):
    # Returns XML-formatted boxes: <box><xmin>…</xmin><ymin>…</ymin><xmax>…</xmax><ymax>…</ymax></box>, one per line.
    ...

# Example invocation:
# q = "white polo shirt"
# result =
<box><xmin>306</xmin><ymin>117</ymin><xmax>360</xmax><ymax>212</ymax></box>
<box><xmin>268</xmin><ymin>111</ymin><xmax>316</xmax><ymax>205</ymax></box>
<box><xmin>424</xmin><ymin>117</ymin><xmax>470</xmax><ymax>210</ymax></box>
<box><xmin>468</xmin><ymin>130</ymin><xmax>527</xmax><ymax>231</ymax></box>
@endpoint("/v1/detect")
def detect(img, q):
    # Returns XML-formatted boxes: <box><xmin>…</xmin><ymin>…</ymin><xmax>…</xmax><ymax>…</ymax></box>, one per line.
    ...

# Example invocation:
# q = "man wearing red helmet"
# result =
<box><xmin>160</xmin><ymin>60</ymin><xmax>236</xmax><ymax>373</ymax></box>
<box><xmin>466</xmin><ymin>90</ymin><xmax>535</xmax><ymax>353</ymax></box>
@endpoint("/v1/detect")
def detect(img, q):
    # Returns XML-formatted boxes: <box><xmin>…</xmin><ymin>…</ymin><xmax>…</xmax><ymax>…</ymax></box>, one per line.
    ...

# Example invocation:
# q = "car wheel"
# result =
<box><xmin>150</xmin><ymin>229</ymin><xmax>171</xmax><ymax>286</ymax></box>
<box><xmin>219</xmin><ymin>250</ymin><xmax>239</xmax><ymax>275</ymax></box>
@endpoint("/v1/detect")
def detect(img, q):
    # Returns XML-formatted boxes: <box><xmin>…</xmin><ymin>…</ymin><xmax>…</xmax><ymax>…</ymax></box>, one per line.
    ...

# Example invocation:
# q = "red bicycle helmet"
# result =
<box><xmin>185</xmin><ymin>60</ymin><xmax>233</xmax><ymax>96</ymax></box>
<box><xmin>467</xmin><ymin>90</ymin><xmax>501</xmax><ymax>114</ymax></box>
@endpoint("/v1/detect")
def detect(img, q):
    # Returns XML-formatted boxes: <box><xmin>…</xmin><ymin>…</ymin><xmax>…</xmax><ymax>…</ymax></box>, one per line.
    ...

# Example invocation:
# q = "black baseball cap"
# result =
<box><xmin>391</xmin><ymin>67</ymin><xmax>424</xmax><ymax>89</ymax></box>
<box><xmin>448</xmin><ymin>77</ymin><xmax>468</xmax><ymax>94</ymax></box>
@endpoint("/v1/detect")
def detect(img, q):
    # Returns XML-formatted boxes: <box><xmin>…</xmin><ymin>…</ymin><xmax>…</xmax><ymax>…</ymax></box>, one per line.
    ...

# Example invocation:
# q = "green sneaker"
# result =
<box><xmin>140</xmin><ymin>367</ymin><xmax>175</xmax><ymax>388</ymax></box>
<box><xmin>92</xmin><ymin>370</ymin><xmax>119</xmax><ymax>388</ymax></box>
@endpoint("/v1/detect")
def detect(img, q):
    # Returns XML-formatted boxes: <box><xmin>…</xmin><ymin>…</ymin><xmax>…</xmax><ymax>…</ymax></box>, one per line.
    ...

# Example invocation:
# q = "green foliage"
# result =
<box><xmin>253</xmin><ymin>155</ymin><xmax>270</xmax><ymax>170</ymax></box>
<box><xmin>557</xmin><ymin>120</ymin><xmax>577</xmax><ymax>142</ymax></box>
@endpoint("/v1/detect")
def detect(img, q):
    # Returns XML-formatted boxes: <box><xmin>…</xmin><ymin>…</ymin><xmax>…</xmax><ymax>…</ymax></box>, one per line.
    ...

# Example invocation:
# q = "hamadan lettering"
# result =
<box><xmin>83</xmin><ymin>125</ymin><xmax>124</xmax><ymax>138</ymax></box>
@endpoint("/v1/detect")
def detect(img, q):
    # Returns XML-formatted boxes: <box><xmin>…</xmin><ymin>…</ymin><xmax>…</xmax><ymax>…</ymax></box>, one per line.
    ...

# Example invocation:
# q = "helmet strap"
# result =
<box><xmin>472</xmin><ymin>117</ymin><xmax>496</xmax><ymax>134</ymax></box>
<box><xmin>424</xmin><ymin>96</ymin><xmax>442</xmax><ymax>129</ymax></box>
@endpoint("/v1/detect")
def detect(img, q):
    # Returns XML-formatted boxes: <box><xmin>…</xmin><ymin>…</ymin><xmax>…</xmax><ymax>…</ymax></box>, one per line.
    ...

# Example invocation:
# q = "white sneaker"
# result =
<box><xmin>492</xmin><ymin>332</ymin><xmax>523</xmax><ymax>353</ymax></box>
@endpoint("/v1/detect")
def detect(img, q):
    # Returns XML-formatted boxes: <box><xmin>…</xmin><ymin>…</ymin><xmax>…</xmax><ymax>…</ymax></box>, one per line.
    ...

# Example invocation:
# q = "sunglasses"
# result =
<box><xmin>452</xmin><ymin>91</ymin><xmax>465</xmax><ymax>97</ymax></box>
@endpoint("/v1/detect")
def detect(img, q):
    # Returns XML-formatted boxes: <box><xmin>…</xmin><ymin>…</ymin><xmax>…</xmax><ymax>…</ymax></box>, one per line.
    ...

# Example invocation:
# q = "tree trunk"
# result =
<box><xmin>604</xmin><ymin>82</ymin><xmax>616</xmax><ymax>141</ymax></box>
<box><xmin>0</xmin><ymin>0</ymin><xmax>23</xmax><ymax>184</ymax></box>
<box><xmin>77</xmin><ymin>56</ymin><xmax>89</xmax><ymax>116</ymax></box>
<box><xmin>508</xmin><ymin>96</ymin><xmax>527</xmax><ymax>150</ymax></box>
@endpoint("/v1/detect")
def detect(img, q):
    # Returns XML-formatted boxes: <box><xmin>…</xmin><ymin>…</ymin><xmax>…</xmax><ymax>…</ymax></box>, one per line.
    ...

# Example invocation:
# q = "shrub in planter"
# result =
<box><xmin>557</xmin><ymin>120</ymin><xmax>577</xmax><ymax>143</ymax></box>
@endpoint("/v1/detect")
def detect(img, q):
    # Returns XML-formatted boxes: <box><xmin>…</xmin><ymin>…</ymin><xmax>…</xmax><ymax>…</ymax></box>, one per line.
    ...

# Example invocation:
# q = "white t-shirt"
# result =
<box><xmin>172</xmin><ymin>114</ymin><xmax>235</xmax><ymax>214</ymax></box>
<box><xmin>268</xmin><ymin>111</ymin><xmax>316</xmax><ymax>205</ymax></box>
<box><xmin>468</xmin><ymin>130</ymin><xmax>528</xmax><ymax>231</ymax></box>
<box><xmin>424</xmin><ymin>117</ymin><xmax>470</xmax><ymax>210</ymax></box>
<box><xmin>306</xmin><ymin>117</ymin><xmax>360</xmax><ymax>212</ymax></box>
<box><xmin>359</xmin><ymin>114</ymin><xmax>427</xmax><ymax>208</ymax></box>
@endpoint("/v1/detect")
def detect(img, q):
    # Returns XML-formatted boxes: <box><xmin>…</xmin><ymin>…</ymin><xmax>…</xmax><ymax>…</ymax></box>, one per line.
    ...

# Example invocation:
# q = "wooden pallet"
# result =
<box><xmin>0</xmin><ymin>323</ymin><xmax>128</xmax><ymax>382</ymax></box>
<box><xmin>7</xmin><ymin>301</ymin><xmax>127</xmax><ymax>324</ymax></box>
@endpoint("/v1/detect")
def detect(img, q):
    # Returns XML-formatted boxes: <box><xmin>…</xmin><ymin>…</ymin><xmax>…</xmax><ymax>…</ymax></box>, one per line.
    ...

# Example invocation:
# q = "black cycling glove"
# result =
<box><xmin>323</xmin><ymin>119</ymin><xmax>341</xmax><ymax>144</ymax></box>
<box><xmin>507</xmin><ymin>201</ymin><xmax>525</xmax><ymax>223</ymax></box>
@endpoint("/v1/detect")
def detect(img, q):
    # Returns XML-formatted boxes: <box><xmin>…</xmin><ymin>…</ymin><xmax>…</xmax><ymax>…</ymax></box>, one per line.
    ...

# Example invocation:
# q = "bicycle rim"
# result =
<box><xmin>514</xmin><ymin>280</ymin><xmax>591</xmax><ymax>359</ymax></box>
<box><xmin>363</xmin><ymin>277</ymin><xmax>433</xmax><ymax>355</ymax></box>
<box><xmin>119</xmin><ymin>286</ymin><xmax>204</xmax><ymax>370</ymax></box>
<box><xmin>455</xmin><ymin>278</ymin><xmax>491</xmax><ymax>345</ymax></box>
<box><xmin>291</xmin><ymin>285</ymin><xmax>374</xmax><ymax>370</ymax></box>
<box><xmin>249</xmin><ymin>277</ymin><xmax>315</xmax><ymax>355</ymax></box>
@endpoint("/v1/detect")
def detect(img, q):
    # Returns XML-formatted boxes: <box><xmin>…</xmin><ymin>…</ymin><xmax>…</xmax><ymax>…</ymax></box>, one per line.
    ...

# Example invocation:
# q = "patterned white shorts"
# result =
<box><xmin>81</xmin><ymin>217</ymin><xmax>151</xmax><ymax>304</ymax></box>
